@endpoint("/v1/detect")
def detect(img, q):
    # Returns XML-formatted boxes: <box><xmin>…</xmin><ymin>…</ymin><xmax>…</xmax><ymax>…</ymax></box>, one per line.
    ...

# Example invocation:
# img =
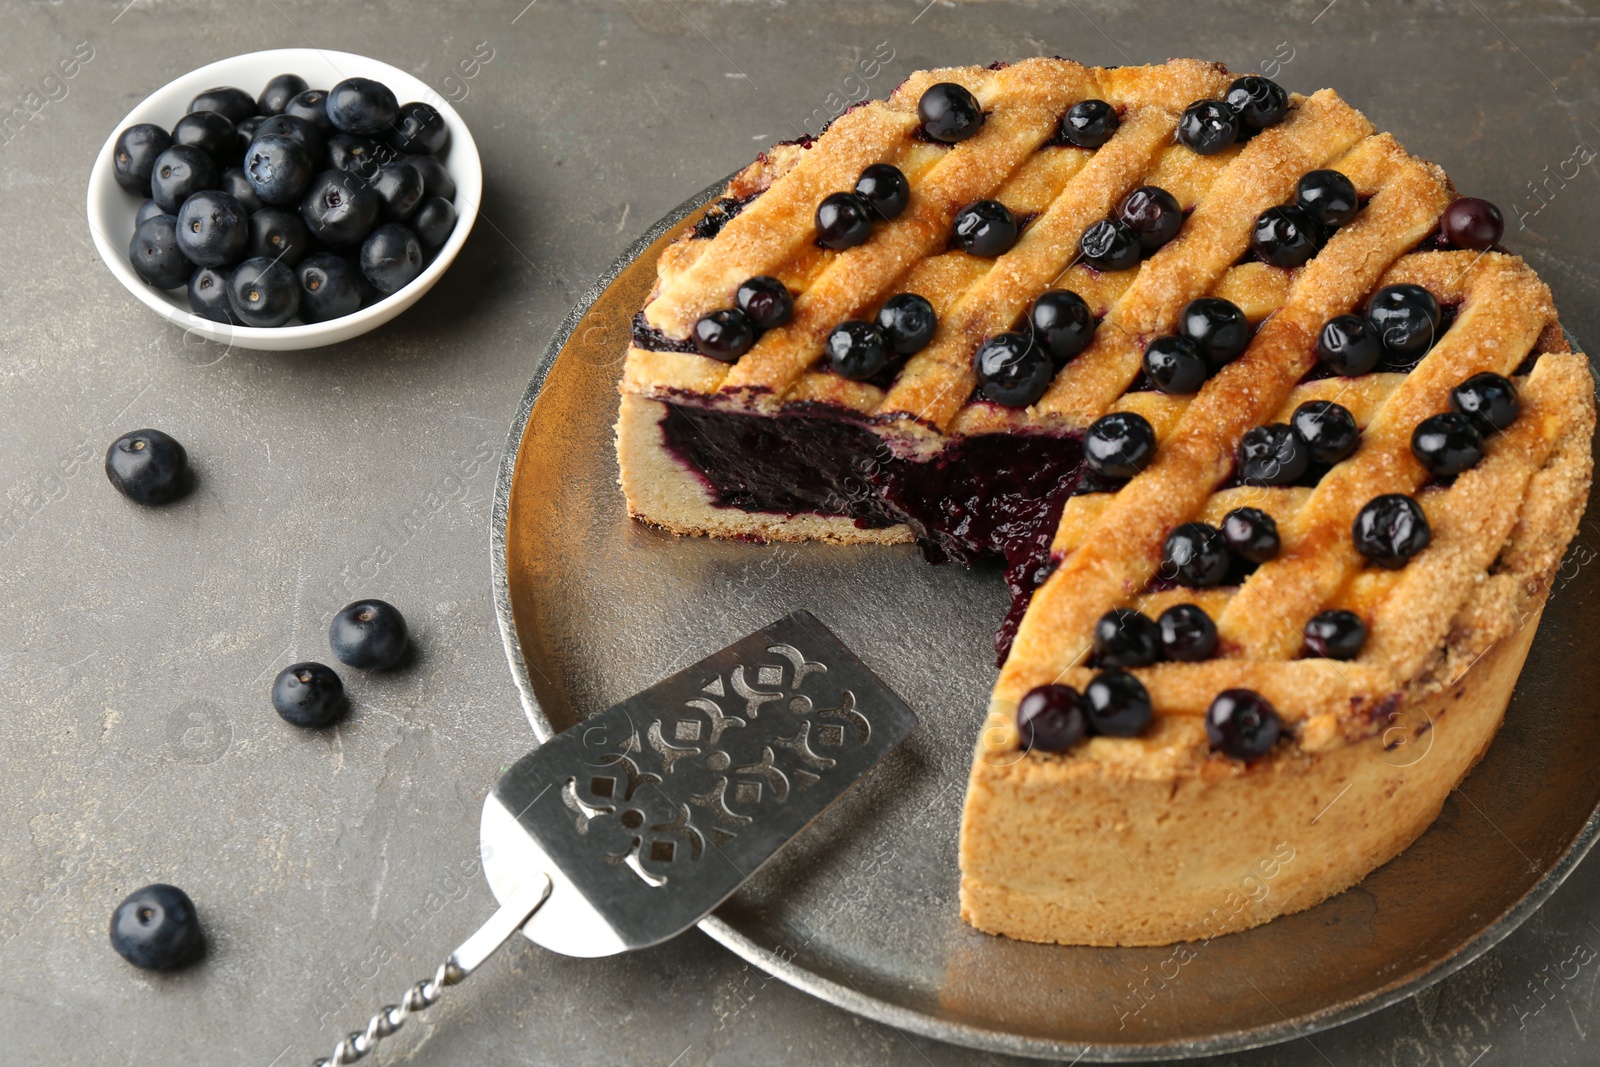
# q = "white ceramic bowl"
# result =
<box><xmin>87</xmin><ymin>48</ymin><xmax>482</xmax><ymax>351</ymax></box>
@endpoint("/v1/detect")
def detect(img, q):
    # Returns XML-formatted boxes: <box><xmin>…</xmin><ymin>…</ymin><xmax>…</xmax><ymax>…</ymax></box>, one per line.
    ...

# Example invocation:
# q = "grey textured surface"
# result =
<box><xmin>3</xmin><ymin>2</ymin><xmax>1598</xmax><ymax>1065</ymax></box>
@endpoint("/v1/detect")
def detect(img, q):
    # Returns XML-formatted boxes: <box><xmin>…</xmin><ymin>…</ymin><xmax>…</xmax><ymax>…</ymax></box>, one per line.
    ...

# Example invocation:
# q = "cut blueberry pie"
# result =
<box><xmin>613</xmin><ymin>58</ymin><xmax>1595</xmax><ymax>946</ymax></box>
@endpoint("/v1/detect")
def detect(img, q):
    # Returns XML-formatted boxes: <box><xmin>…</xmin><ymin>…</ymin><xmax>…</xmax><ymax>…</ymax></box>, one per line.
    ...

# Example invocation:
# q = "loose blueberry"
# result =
<box><xmin>1303</xmin><ymin>609</ymin><xmax>1366</xmax><ymax>660</ymax></box>
<box><xmin>227</xmin><ymin>255</ymin><xmax>300</xmax><ymax>327</ymax></box>
<box><xmin>404</xmin><ymin>153</ymin><xmax>457</xmax><ymax>201</ymax></box>
<box><xmin>953</xmin><ymin>200</ymin><xmax>1019</xmax><ymax>257</ymax></box>
<box><xmin>1016</xmin><ymin>684</ymin><xmax>1086</xmax><ymax>752</ymax></box>
<box><xmin>1143</xmin><ymin>335</ymin><xmax>1208</xmax><ymax>394</ymax></box>
<box><xmin>327</xmin><ymin>77</ymin><xmax>399</xmax><ymax>136</ymax></box>
<box><xmin>175</xmin><ymin>190</ymin><xmax>249</xmax><ymax>268</ymax></box>
<box><xmin>247</xmin><ymin>207</ymin><xmax>312</xmax><ymax>267</ymax></box>
<box><xmin>329</xmin><ymin>599</ymin><xmax>409</xmax><ymax>670</ymax></box>
<box><xmin>385</xmin><ymin>101</ymin><xmax>449</xmax><ymax>155</ymax></box>
<box><xmin>1178</xmin><ymin>100</ymin><xmax>1239</xmax><ymax>155</ymax></box>
<box><xmin>1316</xmin><ymin>314</ymin><xmax>1383</xmax><ymax>376</ymax></box>
<box><xmin>170</xmin><ymin>110</ymin><xmax>238</xmax><ymax>166</ymax></box>
<box><xmin>1441</xmin><ymin>197</ymin><xmax>1504</xmax><ymax>251</ymax></box>
<box><xmin>1291</xmin><ymin>400</ymin><xmax>1360</xmax><ymax>464</ymax></box>
<box><xmin>1116</xmin><ymin>185</ymin><xmax>1182</xmax><ymax>251</ymax></box>
<box><xmin>918</xmin><ymin>82</ymin><xmax>984</xmax><ymax>143</ymax></box>
<box><xmin>283</xmin><ymin>89</ymin><xmax>335</xmax><ymax>136</ymax></box>
<box><xmin>110</xmin><ymin>884</ymin><xmax>203</xmax><ymax>970</ymax></box>
<box><xmin>1059</xmin><ymin>99</ymin><xmax>1119</xmax><ymax>148</ymax></box>
<box><xmin>244</xmin><ymin>134</ymin><xmax>314</xmax><ymax>207</ymax></box>
<box><xmin>1225</xmin><ymin>76</ymin><xmax>1289</xmax><ymax>132</ymax></box>
<box><xmin>113</xmin><ymin>123</ymin><xmax>173</xmax><ymax>195</ymax></box>
<box><xmin>135</xmin><ymin>198</ymin><xmax>165</xmax><ymax>225</ymax></box>
<box><xmin>187</xmin><ymin>266</ymin><xmax>238</xmax><ymax>325</ymax></box>
<box><xmin>105</xmin><ymin>428</ymin><xmax>188</xmax><ymax>504</ymax></box>
<box><xmin>693</xmin><ymin>308</ymin><xmax>755</xmax><ymax>362</ymax></box>
<box><xmin>296</xmin><ymin>252</ymin><xmax>364</xmax><ymax>323</ymax></box>
<box><xmin>1029</xmin><ymin>289</ymin><xmax>1095</xmax><ymax>367</ymax></box>
<box><xmin>253</xmin><ymin>113</ymin><xmax>325</xmax><ymax>161</ymax></box>
<box><xmin>236</xmin><ymin>116</ymin><xmax>264</xmax><ymax>142</ymax></box>
<box><xmin>973</xmin><ymin>332</ymin><xmax>1052</xmax><ymax>407</ymax></box>
<box><xmin>1158</xmin><ymin>603</ymin><xmax>1218</xmax><ymax>662</ymax></box>
<box><xmin>854</xmin><ymin>163</ymin><xmax>910</xmax><ymax>221</ymax></box>
<box><xmin>1367</xmin><ymin>284</ymin><xmax>1440</xmax><ymax>361</ymax></box>
<box><xmin>826</xmin><ymin>320</ymin><xmax>891</xmax><ymax>381</ymax></box>
<box><xmin>1205</xmin><ymin>689</ymin><xmax>1281</xmax><ymax>761</ymax></box>
<box><xmin>411</xmin><ymin>195</ymin><xmax>457</xmax><ymax>251</ymax></box>
<box><xmin>219</xmin><ymin>167</ymin><xmax>263</xmax><ymax>212</ymax></box>
<box><xmin>369</xmin><ymin>160</ymin><xmax>424</xmax><ymax>221</ymax></box>
<box><xmin>300</xmin><ymin>169</ymin><xmax>381</xmax><ymax>247</ymax></box>
<box><xmin>330</xmin><ymin>132</ymin><xmax>389</xmax><ymax>181</ymax></box>
<box><xmin>1353</xmin><ymin>493</ymin><xmax>1432</xmax><ymax>567</ymax></box>
<box><xmin>1251</xmin><ymin>205</ymin><xmax>1319</xmax><ymax>268</ymax></box>
<box><xmin>1296</xmin><ymin>169</ymin><xmax>1359</xmax><ymax>229</ymax></box>
<box><xmin>1222</xmin><ymin>506</ymin><xmax>1280</xmax><ymax>563</ymax></box>
<box><xmin>1084</xmin><ymin>670</ymin><xmax>1153</xmax><ymax>737</ymax></box>
<box><xmin>150</xmin><ymin>145</ymin><xmax>218</xmax><ymax>214</ymax></box>
<box><xmin>257</xmin><ymin>73</ymin><xmax>310</xmax><ymax>117</ymax></box>
<box><xmin>1238</xmin><ymin>423</ymin><xmax>1309</xmax><ymax>486</ymax></box>
<box><xmin>815</xmin><ymin>191</ymin><xmax>875</xmax><ymax>251</ymax></box>
<box><xmin>737</xmin><ymin>276</ymin><xmax>794</xmax><ymax>331</ymax></box>
<box><xmin>272</xmin><ymin>661</ymin><xmax>347</xmax><ymax>727</ymax></box>
<box><xmin>1079</xmin><ymin>218</ymin><xmax>1140</xmax><ymax>271</ymax></box>
<box><xmin>188</xmin><ymin>85</ymin><xmax>256</xmax><ymax>123</ymax></box>
<box><xmin>1085</xmin><ymin>411</ymin><xmax>1156</xmax><ymax>478</ymax></box>
<box><xmin>876</xmin><ymin>293</ymin><xmax>937</xmax><ymax>355</ymax></box>
<box><xmin>128</xmin><ymin>214</ymin><xmax>189</xmax><ymax>289</ymax></box>
<box><xmin>1411</xmin><ymin>412</ymin><xmax>1484</xmax><ymax>476</ymax></box>
<box><xmin>1450</xmin><ymin>372</ymin><xmax>1519</xmax><ymax>433</ymax></box>
<box><xmin>1163</xmin><ymin>521</ymin><xmax>1231</xmax><ymax>587</ymax></box>
<box><xmin>1179</xmin><ymin>297</ymin><xmax>1250</xmax><ymax>369</ymax></box>
<box><xmin>1093</xmin><ymin>608</ymin><xmax>1162</xmax><ymax>669</ymax></box>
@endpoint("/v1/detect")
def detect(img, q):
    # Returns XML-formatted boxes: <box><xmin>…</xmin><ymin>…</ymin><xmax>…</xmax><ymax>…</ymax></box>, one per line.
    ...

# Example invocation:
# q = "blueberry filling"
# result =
<box><xmin>692</xmin><ymin>193</ymin><xmax>760</xmax><ymax>239</ymax></box>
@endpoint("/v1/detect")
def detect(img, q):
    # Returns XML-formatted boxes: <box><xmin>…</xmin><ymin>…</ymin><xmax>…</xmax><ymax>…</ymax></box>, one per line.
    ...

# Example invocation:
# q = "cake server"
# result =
<box><xmin>311</xmin><ymin>610</ymin><xmax>917</xmax><ymax>1066</ymax></box>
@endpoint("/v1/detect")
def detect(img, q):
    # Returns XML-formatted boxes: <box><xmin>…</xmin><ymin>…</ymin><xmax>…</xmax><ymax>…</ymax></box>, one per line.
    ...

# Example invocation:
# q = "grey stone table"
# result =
<box><xmin>4</xmin><ymin>1</ymin><xmax>1598</xmax><ymax>1064</ymax></box>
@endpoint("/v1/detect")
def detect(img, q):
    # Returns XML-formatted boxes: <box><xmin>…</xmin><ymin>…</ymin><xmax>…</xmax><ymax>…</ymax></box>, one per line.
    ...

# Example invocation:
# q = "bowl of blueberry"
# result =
<box><xmin>87</xmin><ymin>48</ymin><xmax>481</xmax><ymax>350</ymax></box>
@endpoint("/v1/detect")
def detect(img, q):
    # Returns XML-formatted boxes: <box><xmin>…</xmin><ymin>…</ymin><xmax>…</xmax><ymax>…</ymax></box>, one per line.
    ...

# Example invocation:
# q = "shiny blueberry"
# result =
<box><xmin>1367</xmin><ymin>284</ymin><xmax>1441</xmax><ymax>361</ymax></box>
<box><xmin>1059</xmin><ymin>99</ymin><xmax>1118</xmax><ymax>148</ymax></box>
<box><xmin>411</xmin><ymin>195</ymin><xmax>457</xmax><ymax>251</ymax></box>
<box><xmin>1143</xmin><ymin>335</ymin><xmax>1208</xmax><ymax>395</ymax></box>
<box><xmin>218</xmin><ymin>167</ymin><xmax>263</xmax><ymax>212</ymax></box>
<box><xmin>1016</xmin><ymin>684</ymin><xmax>1086</xmax><ymax>752</ymax></box>
<box><xmin>150</xmin><ymin>145</ymin><xmax>217</xmax><ymax>214</ymax></box>
<box><xmin>175</xmin><ymin>190</ymin><xmax>249</xmax><ymax>268</ymax></box>
<box><xmin>1450</xmin><ymin>372</ymin><xmax>1519</xmax><ymax>433</ymax></box>
<box><xmin>253</xmin><ymin>113</ymin><xmax>325</xmax><ymax>160</ymax></box>
<box><xmin>105</xmin><ymin>429</ymin><xmax>188</xmax><ymax>505</ymax></box>
<box><xmin>1164</xmin><ymin>521</ymin><xmax>1231</xmax><ymax>588</ymax></box>
<box><xmin>227</xmin><ymin>256</ymin><xmax>300</xmax><ymax>327</ymax></box>
<box><xmin>359</xmin><ymin>223</ymin><xmax>424</xmax><ymax>294</ymax></box>
<box><xmin>1303</xmin><ymin>610</ymin><xmax>1366</xmax><ymax>660</ymax></box>
<box><xmin>1158</xmin><ymin>603</ymin><xmax>1218</xmax><ymax>662</ymax></box>
<box><xmin>737</xmin><ymin>276</ymin><xmax>794</xmax><ymax>331</ymax></box>
<box><xmin>693</xmin><ymin>308</ymin><xmax>756</xmax><ymax>363</ymax></box>
<box><xmin>284</xmin><ymin>89</ymin><xmax>335</xmax><ymax>136</ymax></box>
<box><xmin>136</xmin><ymin>198</ymin><xmax>165</xmax><ymax>225</ymax></box>
<box><xmin>1206</xmin><ymin>689</ymin><xmax>1281</xmax><ymax>761</ymax></box>
<box><xmin>815</xmin><ymin>191</ymin><xmax>875</xmax><ymax>251</ymax></box>
<box><xmin>386</xmin><ymin>101</ymin><xmax>449</xmax><ymax>155</ymax></box>
<box><xmin>1411</xmin><ymin>412</ymin><xmax>1484</xmax><ymax>476</ymax></box>
<box><xmin>188</xmin><ymin>85</ymin><xmax>256</xmax><ymax>123</ymax></box>
<box><xmin>854</xmin><ymin>163</ymin><xmax>910</xmax><ymax>221</ymax></box>
<box><xmin>918</xmin><ymin>82</ymin><xmax>984</xmax><ymax>143</ymax></box>
<box><xmin>974</xmin><ymin>332</ymin><xmax>1052</xmax><ymax>407</ymax></box>
<box><xmin>297</xmin><ymin>253</ymin><xmax>364</xmax><ymax>324</ymax></box>
<box><xmin>244</xmin><ymin>134</ymin><xmax>314</xmax><ymax>207</ymax></box>
<box><xmin>110</xmin><ymin>884</ymin><xmax>203</xmax><ymax>970</ymax></box>
<box><xmin>170</xmin><ymin>110</ymin><xmax>238</xmax><ymax>166</ymax></box>
<box><xmin>272</xmin><ymin>661</ymin><xmax>347</xmax><ymax>727</ymax></box>
<box><xmin>113</xmin><ymin>123</ymin><xmax>173</xmax><ymax>195</ymax></box>
<box><xmin>1116</xmin><ymin>186</ymin><xmax>1182</xmax><ymax>251</ymax></box>
<box><xmin>1084</xmin><ymin>670</ymin><xmax>1152</xmax><ymax>737</ymax></box>
<box><xmin>953</xmin><ymin>199</ymin><xmax>1019</xmax><ymax>257</ymax></box>
<box><xmin>247</xmin><ymin>207</ymin><xmax>312</xmax><ymax>268</ymax></box>
<box><xmin>876</xmin><ymin>292</ymin><xmax>936</xmax><ymax>355</ymax></box>
<box><xmin>1093</xmin><ymin>608</ymin><xmax>1162</xmax><ymax>669</ymax></box>
<box><xmin>1225</xmin><ymin>76</ymin><xmax>1289</xmax><ymax>132</ymax></box>
<box><xmin>128</xmin><ymin>214</ymin><xmax>189</xmax><ymax>289</ymax></box>
<box><xmin>327</xmin><ymin>77</ymin><xmax>399</xmax><ymax>136</ymax></box>
<box><xmin>1179</xmin><ymin>297</ymin><xmax>1250</xmax><ymax>369</ymax></box>
<box><xmin>1029</xmin><ymin>289</ymin><xmax>1095</xmax><ymax>366</ymax></box>
<box><xmin>1178</xmin><ymin>100</ymin><xmax>1239</xmax><ymax>155</ymax></box>
<box><xmin>826</xmin><ymin>320</ymin><xmax>891</xmax><ymax>381</ymax></box>
<box><xmin>257</xmin><ymin>73</ymin><xmax>309</xmax><ymax>117</ymax></box>
<box><xmin>1291</xmin><ymin>400</ymin><xmax>1360</xmax><ymax>464</ymax></box>
<box><xmin>370</xmin><ymin>160</ymin><xmax>424</xmax><ymax>221</ymax></box>
<box><xmin>301</xmin><ymin>169</ymin><xmax>380</xmax><ymax>247</ymax></box>
<box><xmin>237</xmin><ymin>115</ymin><xmax>264</xmax><ymax>141</ymax></box>
<box><xmin>1085</xmin><ymin>411</ymin><xmax>1156</xmax><ymax>478</ymax></box>
<box><xmin>330</xmin><ymin>599</ymin><xmax>409</xmax><ymax>670</ymax></box>
<box><xmin>1079</xmin><ymin>218</ymin><xmax>1140</xmax><ymax>271</ymax></box>
<box><xmin>1353</xmin><ymin>493</ymin><xmax>1431</xmax><ymax>567</ymax></box>
<box><xmin>1296</xmin><ymin>169</ymin><xmax>1359</xmax><ymax>229</ymax></box>
<box><xmin>187</xmin><ymin>266</ymin><xmax>238</xmax><ymax>324</ymax></box>
<box><xmin>1440</xmin><ymin>197</ymin><xmax>1504</xmax><ymax>251</ymax></box>
<box><xmin>1252</xmin><ymin>205</ymin><xmax>1319</xmax><ymax>268</ymax></box>
<box><xmin>328</xmin><ymin>132</ymin><xmax>386</xmax><ymax>181</ymax></box>
<box><xmin>1316</xmin><ymin>314</ymin><xmax>1383</xmax><ymax>376</ymax></box>
<box><xmin>1222</xmin><ymin>506</ymin><xmax>1280</xmax><ymax>563</ymax></box>
<box><xmin>1238</xmin><ymin>423</ymin><xmax>1309</xmax><ymax>486</ymax></box>
<box><xmin>404</xmin><ymin>153</ymin><xmax>456</xmax><ymax>201</ymax></box>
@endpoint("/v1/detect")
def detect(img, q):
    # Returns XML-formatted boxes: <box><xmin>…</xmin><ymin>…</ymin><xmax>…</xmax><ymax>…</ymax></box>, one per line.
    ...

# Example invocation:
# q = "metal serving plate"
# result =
<box><xmin>489</xmin><ymin>180</ymin><xmax>1600</xmax><ymax>1060</ymax></box>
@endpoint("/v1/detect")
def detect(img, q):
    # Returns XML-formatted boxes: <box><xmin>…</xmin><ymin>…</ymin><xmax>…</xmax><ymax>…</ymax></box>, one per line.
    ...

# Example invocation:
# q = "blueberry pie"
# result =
<box><xmin>612</xmin><ymin>59</ymin><xmax>1595</xmax><ymax>945</ymax></box>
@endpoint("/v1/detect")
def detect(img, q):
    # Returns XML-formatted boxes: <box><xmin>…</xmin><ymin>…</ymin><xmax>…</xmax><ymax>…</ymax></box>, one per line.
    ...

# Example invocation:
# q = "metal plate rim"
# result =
<box><xmin>487</xmin><ymin>178</ymin><xmax>1600</xmax><ymax>1061</ymax></box>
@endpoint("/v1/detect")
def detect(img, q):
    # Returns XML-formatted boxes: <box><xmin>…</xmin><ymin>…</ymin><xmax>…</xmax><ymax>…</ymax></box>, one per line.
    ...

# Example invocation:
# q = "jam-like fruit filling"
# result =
<box><xmin>658</xmin><ymin>402</ymin><xmax>1089</xmax><ymax>664</ymax></box>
